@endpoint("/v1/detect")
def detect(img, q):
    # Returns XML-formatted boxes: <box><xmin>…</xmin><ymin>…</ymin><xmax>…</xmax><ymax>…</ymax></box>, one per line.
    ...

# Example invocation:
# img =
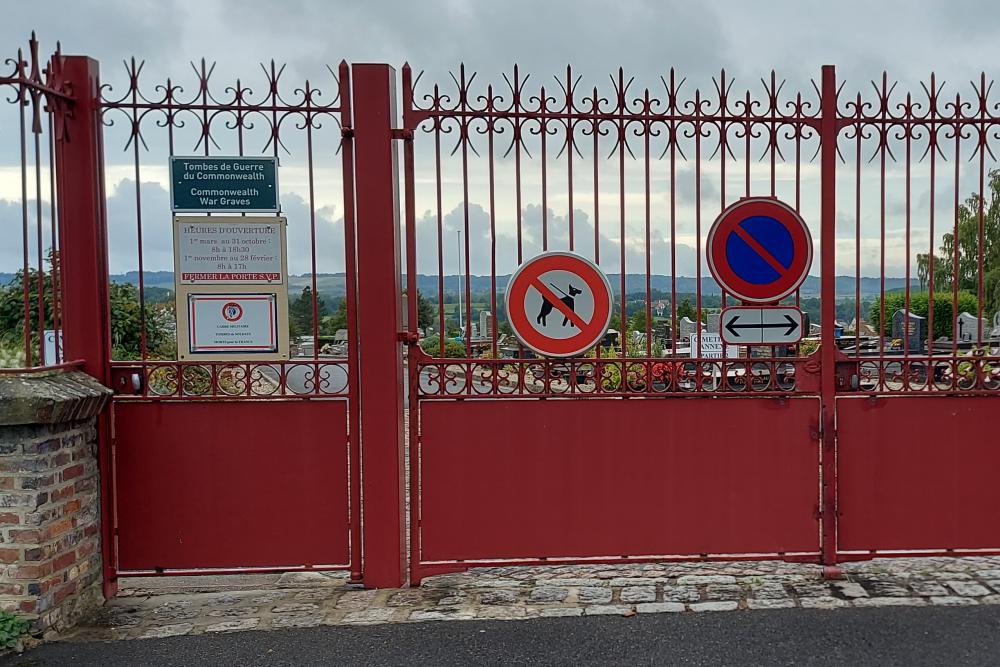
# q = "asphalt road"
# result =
<box><xmin>6</xmin><ymin>606</ymin><xmax>1000</xmax><ymax>666</ymax></box>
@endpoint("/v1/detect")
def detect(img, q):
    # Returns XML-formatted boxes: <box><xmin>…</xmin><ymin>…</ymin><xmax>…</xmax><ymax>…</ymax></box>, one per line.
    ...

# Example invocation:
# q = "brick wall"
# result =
<box><xmin>0</xmin><ymin>371</ymin><xmax>110</xmax><ymax>637</ymax></box>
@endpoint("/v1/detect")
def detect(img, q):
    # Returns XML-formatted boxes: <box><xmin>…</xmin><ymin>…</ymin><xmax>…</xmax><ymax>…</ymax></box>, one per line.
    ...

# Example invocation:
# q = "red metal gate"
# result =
<box><xmin>399</xmin><ymin>66</ymin><xmax>832</xmax><ymax>582</ymax></box>
<box><xmin>831</xmin><ymin>72</ymin><xmax>1000</xmax><ymax>560</ymax></box>
<box><xmin>8</xmin><ymin>32</ymin><xmax>1000</xmax><ymax>592</ymax></box>
<box><xmin>95</xmin><ymin>57</ymin><xmax>363</xmax><ymax>582</ymax></box>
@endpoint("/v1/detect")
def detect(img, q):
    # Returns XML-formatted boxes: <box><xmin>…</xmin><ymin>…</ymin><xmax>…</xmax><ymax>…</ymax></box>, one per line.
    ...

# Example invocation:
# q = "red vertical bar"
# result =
<box><xmin>401</xmin><ymin>63</ymin><xmax>422</xmax><ymax>585</ymax></box>
<box><xmin>55</xmin><ymin>56</ymin><xmax>115</xmax><ymax>596</ymax></box>
<box><xmin>819</xmin><ymin>65</ymin><xmax>838</xmax><ymax>566</ymax></box>
<box><xmin>339</xmin><ymin>61</ymin><xmax>363</xmax><ymax>584</ymax></box>
<box><xmin>350</xmin><ymin>64</ymin><xmax>406</xmax><ymax>589</ymax></box>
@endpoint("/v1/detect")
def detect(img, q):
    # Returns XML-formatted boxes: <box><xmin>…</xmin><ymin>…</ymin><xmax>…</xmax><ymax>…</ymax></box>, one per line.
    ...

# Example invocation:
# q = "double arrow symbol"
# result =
<box><xmin>725</xmin><ymin>314</ymin><xmax>800</xmax><ymax>338</ymax></box>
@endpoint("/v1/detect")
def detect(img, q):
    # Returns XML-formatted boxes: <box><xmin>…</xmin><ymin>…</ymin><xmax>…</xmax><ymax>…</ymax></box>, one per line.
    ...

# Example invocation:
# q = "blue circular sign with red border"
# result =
<box><xmin>707</xmin><ymin>197</ymin><xmax>813</xmax><ymax>304</ymax></box>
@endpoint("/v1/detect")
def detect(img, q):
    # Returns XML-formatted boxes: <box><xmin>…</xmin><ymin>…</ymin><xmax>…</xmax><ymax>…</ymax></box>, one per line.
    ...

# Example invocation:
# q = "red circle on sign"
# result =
<box><xmin>505</xmin><ymin>252</ymin><xmax>614</xmax><ymax>358</ymax></box>
<box><xmin>222</xmin><ymin>302</ymin><xmax>244</xmax><ymax>322</ymax></box>
<box><xmin>706</xmin><ymin>197</ymin><xmax>813</xmax><ymax>303</ymax></box>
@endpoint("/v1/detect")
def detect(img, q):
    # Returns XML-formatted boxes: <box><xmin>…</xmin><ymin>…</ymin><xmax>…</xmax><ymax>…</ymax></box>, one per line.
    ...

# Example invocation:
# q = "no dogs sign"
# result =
<box><xmin>505</xmin><ymin>252</ymin><xmax>614</xmax><ymax>358</ymax></box>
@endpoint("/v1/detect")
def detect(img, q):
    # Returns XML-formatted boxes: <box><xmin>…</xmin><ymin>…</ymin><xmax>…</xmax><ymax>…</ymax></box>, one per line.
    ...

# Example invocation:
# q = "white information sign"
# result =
<box><xmin>42</xmin><ymin>329</ymin><xmax>62</xmax><ymax>365</ymax></box>
<box><xmin>721</xmin><ymin>307</ymin><xmax>804</xmax><ymax>345</ymax></box>
<box><xmin>689</xmin><ymin>332</ymin><xmax>739</xmax><ymax>359</ymax></box>
<box><xmin>188</xmin><ymin>293</ymin><xmax>279</xmax><ymax>354</ymax></box>
<box><xmin>175</xmin><ymin>218</ymin><xmax>285</xmax><ymax>284</ymax></box>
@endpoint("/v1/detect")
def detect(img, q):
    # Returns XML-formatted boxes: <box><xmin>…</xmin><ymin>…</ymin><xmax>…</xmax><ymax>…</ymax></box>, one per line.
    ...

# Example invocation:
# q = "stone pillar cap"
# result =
<box><xmin>0</xmin><ymin>370</ymin><xmax>111</xmax><ymax>426</ymax></box>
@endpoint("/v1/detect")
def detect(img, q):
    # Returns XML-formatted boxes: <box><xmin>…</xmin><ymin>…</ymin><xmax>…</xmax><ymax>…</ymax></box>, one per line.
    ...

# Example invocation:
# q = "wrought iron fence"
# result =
<box><xmin>0</xmin><ymin>34</ymin><xmax>73</xmax><ymax>371</ymax></box>
<box><xmin>835</xmin><ymin>73</ymin><xmax>1000</xmax><ymax>394</ymax></box>
<box><xmin>402</xmin><ymin>64</ymin><xmax>824</xmax><ymax>397</ymax></box>
<box><xmin>97</xmin><ymin>50</ymin><xmax>357</xmax><ymax>399</ymax></box>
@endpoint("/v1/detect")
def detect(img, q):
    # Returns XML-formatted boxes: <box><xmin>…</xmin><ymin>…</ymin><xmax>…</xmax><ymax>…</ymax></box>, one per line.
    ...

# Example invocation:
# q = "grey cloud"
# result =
<box><xmin>413</xmin><ymin>200</ymin><xmax>698</xmax><ymax>277</ymax></box>
<box><xmin>0</xmin><ymin>197</ymin><xmax>53</xmax><ymax>276</ymax></box>
<box><xmin>102</xmin><ymin>178</ymin><xmax>344</xmax><ymax>275</ymax></box>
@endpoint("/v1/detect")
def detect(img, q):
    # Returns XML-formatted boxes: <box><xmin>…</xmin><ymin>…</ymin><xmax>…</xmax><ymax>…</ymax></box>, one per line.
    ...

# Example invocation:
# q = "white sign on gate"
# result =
<box><xmin>721</xmin><ymin>307</ymin><xmax>804</xmax><ymax>345</ymax></box>
<box><xmin>174</xmin><ymin>217</ymin><xmax>286</xmax><ymax>284</ymax></box>
<box><xmin>689</xmin><ymin>332</ymin><xmax>739</xmax><ymax>359</ymax></box>
<box><xmin>188</xmin><ymin>293</ymin><xmax>279</xmax><ymax>354</ymax></box>
<box><xmin>42</xmin><ymin>329</ymin><xmax>62</xmax><ymax>365</ymax></box>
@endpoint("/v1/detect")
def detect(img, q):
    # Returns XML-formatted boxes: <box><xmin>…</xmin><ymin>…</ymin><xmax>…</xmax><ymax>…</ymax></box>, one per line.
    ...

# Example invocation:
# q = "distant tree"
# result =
<box><xmin>917</xmin><ymin>169</ymin><xmax>1000</xmax><ymax>316</ymax></box>
<box><xmin>289</xmin><ymin>287</ymin><xmax>328</xmax><ymax>338</ymax></box>
<box><xmin>0</xmin><ymin>268</ymin><xmax>57</xmax><ymax>363</ymax></box>
<box><xmin>416</xmin><ymin>290</ymin><xmax>435</xmax><ymax>330</ymax></box>
<box><xmin>321</xmin><ymin>298</ymin><xmax>348</xmax><ymax>335</ymax></box>
<box><xmin>628</xmin><ymin>309</ymin><xmax>648</xmax><ymax>333</ymax></box>
<box><xmin>108</xmin><ymin>282</ymin><xmax>174</xmax><ymax>360</ymax></box>
<box><xmin>676</xmin><ymin>297</ymin><xmax>698</xmax><ymax>322</ymax></box>
<box><xmin>0</xmin><ymin>270</ymin><xmax>172</xmax><ymax>363</ymax></box>
<box><xmin>0</xmin><ymin>269</ymin><xmax>56</xmax><ymax>341</ymax></box>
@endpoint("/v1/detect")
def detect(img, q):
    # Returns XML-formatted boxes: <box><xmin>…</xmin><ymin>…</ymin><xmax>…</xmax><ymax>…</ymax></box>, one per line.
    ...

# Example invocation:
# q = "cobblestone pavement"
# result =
<box><xmin>62</xmin><ymin>557</ymin><xmax>1000</xmax><ymax>641</ymax></box>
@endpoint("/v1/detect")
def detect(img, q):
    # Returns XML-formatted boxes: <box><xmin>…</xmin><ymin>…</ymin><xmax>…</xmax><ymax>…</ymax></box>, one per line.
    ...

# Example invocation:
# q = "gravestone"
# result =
<box><xmin>653</xmin><ymin>321</ymin><xmax>672</xmax><ymax>348</ymax></box>
<box><xmin>955</xmin><ymin>311</ymin><xmax>988</xmax><ymax>342</ymax></box>
<box><xmin>706</xmin><ymin>312</ymin><xmax>721</xmax><ymax>335</ymax></box>
<box><xmin>891</xmin><ymin>309</ymin><xmax>926</xmax><ymax>352</ymax></box>
<box><xmin>678</xmin><ymin>317</ymin><xmax>700</xmax><ymax>342</ymax></box>
<box><xmin>479</xmin><ymin>311</ymin><xmax>494</xmax><ymax>339</ymax></box>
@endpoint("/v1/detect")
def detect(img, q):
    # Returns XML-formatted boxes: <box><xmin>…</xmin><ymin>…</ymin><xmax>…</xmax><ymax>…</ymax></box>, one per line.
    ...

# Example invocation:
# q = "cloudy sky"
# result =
<box><xmin>4</xmin><ymin>0</ymin><xmax>1000</xmax><ymax>285</ymax></box>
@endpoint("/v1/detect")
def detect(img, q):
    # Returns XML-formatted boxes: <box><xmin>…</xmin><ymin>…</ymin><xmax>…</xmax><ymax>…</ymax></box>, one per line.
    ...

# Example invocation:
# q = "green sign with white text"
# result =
<box><xmin>170</xmin><ymin>156</ymin><xmax>279</xmax><ymax>213</ymax></box>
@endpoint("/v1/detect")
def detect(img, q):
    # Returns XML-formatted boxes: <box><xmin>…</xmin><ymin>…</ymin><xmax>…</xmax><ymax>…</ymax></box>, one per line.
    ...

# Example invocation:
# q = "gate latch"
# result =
<box><xmin>397</xmin><ymin>331</ymin><xmax>419</xmax><ymax>344</ymax></box>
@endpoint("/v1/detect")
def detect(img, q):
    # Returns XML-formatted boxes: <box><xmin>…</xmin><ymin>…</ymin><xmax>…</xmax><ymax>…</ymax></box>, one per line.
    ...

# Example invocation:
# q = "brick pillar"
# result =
<box><xmin>0</xmin><ymin>371</ymin><xmax>110</xmax><ymax>637</ymax></box>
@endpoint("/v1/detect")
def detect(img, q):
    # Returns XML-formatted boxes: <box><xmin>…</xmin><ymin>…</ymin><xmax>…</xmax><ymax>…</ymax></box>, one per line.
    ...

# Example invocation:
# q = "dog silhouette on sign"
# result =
<box><xmin>536</xmin><ymin>283</ymin><xmax>583</xmax><ymax>327</ymax></box>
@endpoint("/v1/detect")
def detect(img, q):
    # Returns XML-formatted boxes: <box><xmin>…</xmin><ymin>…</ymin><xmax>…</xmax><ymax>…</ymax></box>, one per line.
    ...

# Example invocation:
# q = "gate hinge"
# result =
<box><xmin>397</xmin><ymin>331</ymin><xmax>419</xmax><ymax>344</ymax></box>
<box><xmin>341</xmin><ymin>126</ymin><xmax>354</xmax><ymax>139</ymax></box>
<box><xmin>391</xmin><ymin>128</ymin><xmax>414</xmax><ymax>141</ymax></box>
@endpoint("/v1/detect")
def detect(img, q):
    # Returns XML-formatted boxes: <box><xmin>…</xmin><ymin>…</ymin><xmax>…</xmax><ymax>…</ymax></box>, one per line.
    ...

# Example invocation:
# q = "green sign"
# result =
<box><xmin>170</xmin><ymin>156</ymin><xmax>279</xmax><ymax>213</ymax></box>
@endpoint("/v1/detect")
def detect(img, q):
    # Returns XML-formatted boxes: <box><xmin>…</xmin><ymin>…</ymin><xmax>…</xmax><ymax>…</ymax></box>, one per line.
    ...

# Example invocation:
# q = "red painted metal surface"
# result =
<box><xmin>114</xmin><ymin>401</ymin><xmax>350</xmax><ymax>571</ymax></box>
<box><xmin>838</xmin><ymin>396</ymin><xmax>1000</xmax><ymax>553</ymax></box>
<box><xmin>351</xmin><ymin>64</ymin><xmax>407</xmax><ymax>588</ymax></box>
<box><xmin>16</xmin><ymin>27</ymin><xmax>1000</xmax><ymax>589</ymax></box>
<box><xmin>93</xmin><ymin>48</ymin><xmax>363</xmax><ymax>584</ymax></box>
<box><xmin>819</xmin><ymin>65</ymin><xmax>839</xmax><ymax>567</ymax></box>
<box><xmin>55</xmin><ymin>55</ymin><xmax>116</xmax><ymax>597</ymax></box>
<box><xmin>414</xmin><ymin>398</ymin><xmax>820</xmax><ymax>573</ymax></box>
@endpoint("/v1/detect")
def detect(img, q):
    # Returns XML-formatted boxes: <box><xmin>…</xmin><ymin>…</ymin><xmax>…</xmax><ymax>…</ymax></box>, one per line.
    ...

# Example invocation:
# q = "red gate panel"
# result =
<box><xmin>417</xmin><ymin>397</ymin><xmax>820</xmax><ymax>564</ymax></box>
<box><xmin>114</xmin><ymin>401</ymin><xmax>350</xmax><ymax>571</ymax></box>
<box><xmin>838</xmin><ymin>396</ymin><xmax>1000</xmax><ymax>553</ymax></box>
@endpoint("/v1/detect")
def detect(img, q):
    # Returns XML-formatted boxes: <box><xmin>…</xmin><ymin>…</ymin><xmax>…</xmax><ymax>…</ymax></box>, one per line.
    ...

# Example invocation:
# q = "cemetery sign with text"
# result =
<box><xmin>171</xmin><ymin>156</ymin><xmax>279</xmax><ymax>213</ymax></box>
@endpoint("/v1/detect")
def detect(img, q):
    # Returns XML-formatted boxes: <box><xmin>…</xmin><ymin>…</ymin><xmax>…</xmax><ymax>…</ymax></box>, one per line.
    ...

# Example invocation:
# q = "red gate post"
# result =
<box><xmin>819</xmin><ymin>64</ymin><xmax>839</xmax><ymax>571</ymax></box>
<box><xmin>350</xmin><ymin>64</ymin><xmax>407</xmax><ymax>588</ymax></box>
<box><xmin>53</xmin><ymin>55</ymin><xmax>116</xmax><ymax>596</ymax></box>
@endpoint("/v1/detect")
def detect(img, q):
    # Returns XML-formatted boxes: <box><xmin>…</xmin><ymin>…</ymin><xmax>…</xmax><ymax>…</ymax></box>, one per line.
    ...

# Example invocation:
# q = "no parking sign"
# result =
<box><xmin>707</xmin><ymin>197</ymin><xmax>813</xmax><ymax>304</ymax></box>
<box><xmin>505</xmin><ymin>252</ymin><xmax>614</xmax><ymax>358</ymax></box>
